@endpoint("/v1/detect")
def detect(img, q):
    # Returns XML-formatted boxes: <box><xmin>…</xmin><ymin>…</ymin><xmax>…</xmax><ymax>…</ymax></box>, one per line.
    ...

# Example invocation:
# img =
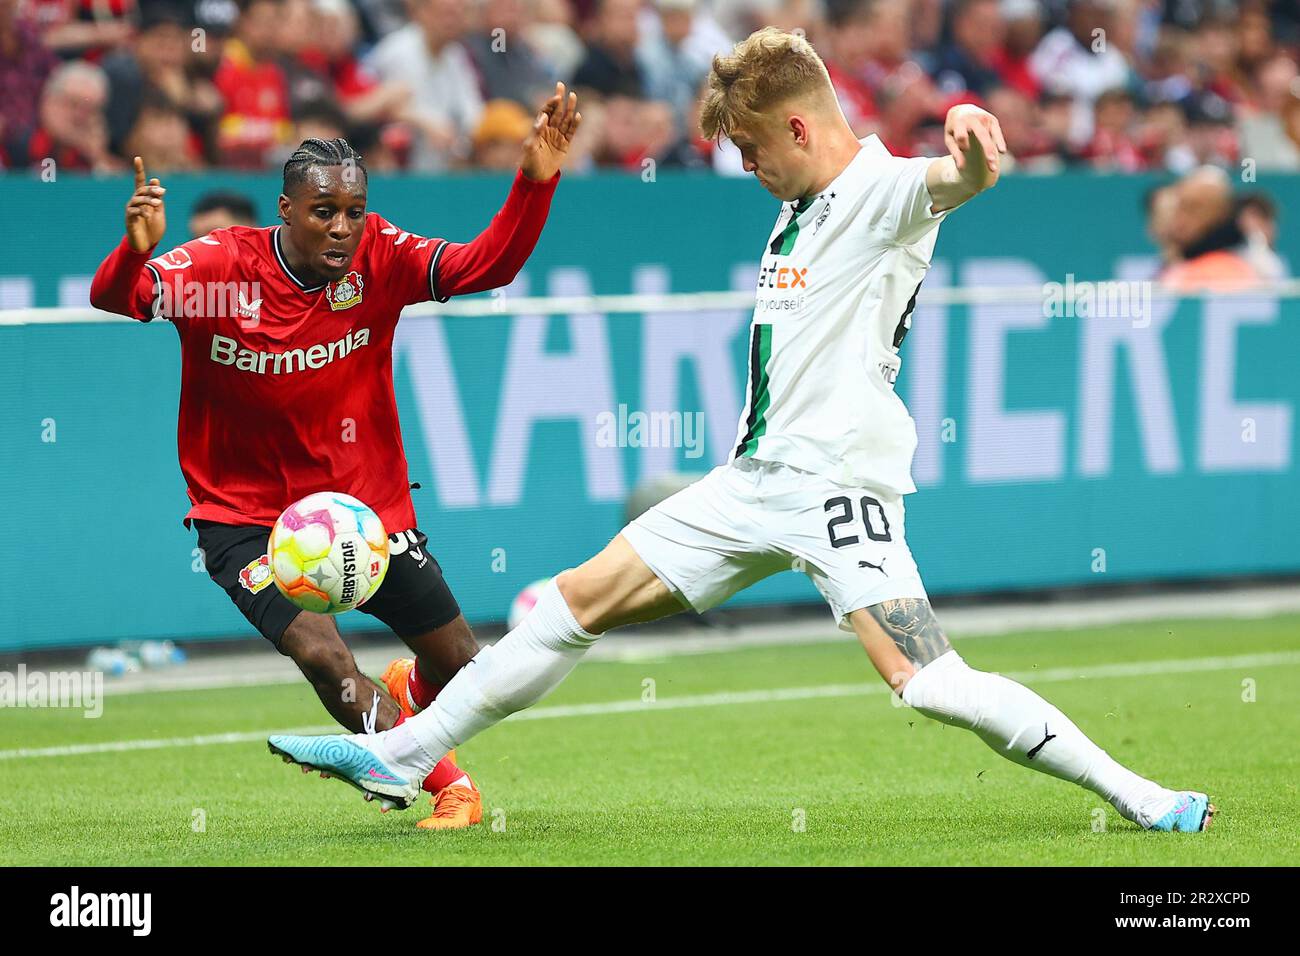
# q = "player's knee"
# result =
<box><xmin>554</xmin><ymin>567</ymin><xmax>603</xmax><ymax>632</ymax></box>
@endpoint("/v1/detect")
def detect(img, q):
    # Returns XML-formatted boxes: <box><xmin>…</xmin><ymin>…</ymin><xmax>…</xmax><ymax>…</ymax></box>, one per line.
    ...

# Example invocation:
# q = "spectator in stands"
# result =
<box><xmin>278</xmin><ymin>0</ymin><xmax>335</xmax><ymax>112</ymax></box>
<box><xmin>123</xmin><ymin>94</ymin><xmax>203</xmax><ymax>171</ymax></box>
<box><xmin>1038</xmin><ymin>89</ymin><xmax>1078</xmax><ymax>160</ymax></box>
<box><xmin>1138</xmin><ymin>98</ymin><xmax>1197</xmax><ymax>172</ymax></box>
<box><xmin>1237</xmin><ymin>51</ymin><xmax>1300</xmax><ymax>169</ymax></box>
<box><xmin>1235</xmin><ymin>4</ymin><xmax>1275</xmax><ymax>84</ymax></box>
<box><xmin>1144</xmin><ymin>182</ymin><xmax>1181</xmax><ymax>270</ymax></box>
<box><xmin>1183</xmin><ymin>89</ymin><xmax>1238</xmax><ymax>166</ymax></box>
<box><xmin>306</xmin><ymin>0</ymin><xmax>412</xmax><ymax>130</ymax></box>
<box><xmin>1030</xmin><ymin>0</ymin><xmax>1132</xmax><ymax>147</ymax></box>
<box><xmin>528</xmin><ymin>0</ymin><xmax>585</xmax><ymax>82</ymax></box>
<box><xmin>366</xmin><ymin>0</ymin><xmax>484</xmax><ymax>170</ymax></box>
<box><xmin>996</xmin><ymin>0</ymin><xmax>1042</xmax><ymax>99</ymax></box>
<box><xmin>18</xmin><ymin>61</ymin><xmax>120</xmax><ymax>173</ymax></box>
<box><xmin>986</xmin><ymin>83</ymin><xmax>1061</xmax><ymax>170</ymax></box>
<box><xmin>214</xmin><ymin>0</ymin><xmax>294</xmax><ymax>168</ymax></box>
<box><xmin>572</xmin><ymin>0</ymin><xmax>646</xmax><ymax>99</ymax></box>
<box><xmin>1082</xmin><ymin>87</ymin><xmax>1145</xmax><ymax>169</ymax></box>
<box><xmin>352</xmin><ymin>0</ymin><xmax>408</xmax><ymax>44</ymax></box>
<box><xmin>822</xmin><ymin>0</ymin><xmax>879</xmax><ymax>137</ymax></box>
<box><xmin>1237</xmin><ymin>191</ymin><xmax>1288</xmax><ymax>279</ymax></box>
<box><xmin>37</xmin><ymin>0</ymin><xmax>136</xmax><ymax>59</ymax></box>
<box><xmin>102</xmin><ymin>4</ymin><xmax>222</xmax><ymax>158</ymax></box>
<box><xmin>347</xmin><ymin>121</ymin><xmax>403</xmax><ymax>171</ymax></box>
<box><xmin>1193</xmin><ymin>16</ymin><xmax>1245</xmax><ymax>104</ymax></box>
<box><xmin>562</xmin><ymin>92</ymin><xmax>607</xmax><ymax>171</ymax></box>
<box><xmin>1161</xmin><ymin>165</ymin><xmax>1259</xmax><ymax>289</ymax></box>
<box><xmin>1144</xmin><ymin>25</ymin><xmax>1195</xmax><ymax>104</ymax></box>
<box><xmin>933</xmin><ymin>0</ymin><xmax>1006</xmax><ymax>97</ymax></box>
<box><xmin>290</xmin><ymin>97</ymin><xmax>349</xmax><ymax>146</ymax></box>
<box><xmin>857</xmin><ymin>0</ymin><xmax>913</xmax><ymax>88</ymax></box>
<box><xmin>189</xmin><ymin>0</ymin><xmax>239</xmax><ymax>81</ymax></box>
<box><xmin>465</xmin><ymin>0</ymin><xmax>554</xmax><ymax>110</ymax></box>
<box><xmin>639</xmin><ymin>0</ymin><xmax>715</xmax><ymax>134</ymax></box>
<box><xmin>14</xmin><ymin>0</ymin><xmax>1300</xmax><ymax>179</ymax></box>
<box><xmin>619</xmin><ymin>98</ymin><xmax>684</xmax><ymax>169</ymax></box>
<box><xmin>189</xmin><ymin>189</ymin><xmax>258</xmax><ymax>237</ymax></box>
<box><xmin>471</xmin><ymin>98</ymin><xmax>535</xmax><ymax>169</ymax></box>
<box><xmin>0</xmin><ymin>0</ymin><xmax>58</xmax><ymax>161</ymax></box>
<box><xmin>599</xmin><ymin>95</ymin><xmax>650</xmax><ymax>166</ymax></box>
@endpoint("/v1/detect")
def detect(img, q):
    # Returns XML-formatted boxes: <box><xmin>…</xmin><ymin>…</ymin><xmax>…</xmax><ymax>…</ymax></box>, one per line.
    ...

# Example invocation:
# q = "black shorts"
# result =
<box><xmin>194</xmin><ymin>520</ymin><xmax>462</xmax><ymax>651</ymax></box>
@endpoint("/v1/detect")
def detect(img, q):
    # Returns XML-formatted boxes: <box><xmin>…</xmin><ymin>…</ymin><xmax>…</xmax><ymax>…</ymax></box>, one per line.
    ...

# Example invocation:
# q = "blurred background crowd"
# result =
<box><xmin>6</xmin><ymin>0</ymin><xmax>1300</xmax><ymax>178</ymax></box>
<box><xmin>4</xmin><ymin>0</ymin><xmax>1298</xmax><ymax>285</ymax></box>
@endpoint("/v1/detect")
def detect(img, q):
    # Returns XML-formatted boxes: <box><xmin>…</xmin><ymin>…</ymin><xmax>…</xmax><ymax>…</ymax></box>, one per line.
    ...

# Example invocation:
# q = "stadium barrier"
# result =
<box><xmin>2</xmin><ymin>171</ymin><xmax>1298</xmax><ymax>650</ymax></box>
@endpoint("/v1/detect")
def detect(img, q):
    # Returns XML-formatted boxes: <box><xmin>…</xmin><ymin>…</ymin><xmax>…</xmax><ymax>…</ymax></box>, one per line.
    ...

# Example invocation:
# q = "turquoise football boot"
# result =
<box><xmin>1149</xmin><ymin>791</ymin><xmax>1216</xmax><ymax>832</ymax></box>
<box><xmin>268</xmin><ymin>733</ymin><xmax>421</xmax><ymax>811</ymax></box>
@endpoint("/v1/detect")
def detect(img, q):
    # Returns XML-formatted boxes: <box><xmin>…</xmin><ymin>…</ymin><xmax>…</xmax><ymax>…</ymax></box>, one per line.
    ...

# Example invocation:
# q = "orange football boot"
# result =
<box><xmin>417</xmin><ymin>784</ymin><xmax>483</xmax><ymax>830</ymax></box>
<box><xmin>381</xmin><ymin>657</ymin><xmax>421</xmax><ymax>719</ymax></box>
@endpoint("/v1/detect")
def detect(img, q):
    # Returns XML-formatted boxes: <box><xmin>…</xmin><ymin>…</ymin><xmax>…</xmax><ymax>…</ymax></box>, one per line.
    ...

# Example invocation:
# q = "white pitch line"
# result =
<box><xmin>54</xmin><ymin>584</ymin><xmax>1300</xmax><ymax>698</ymax></box>
<box><xmin>3</xmin><ymin>650</ymin><xmax>1297</xmax><ymax>762</ymax></box>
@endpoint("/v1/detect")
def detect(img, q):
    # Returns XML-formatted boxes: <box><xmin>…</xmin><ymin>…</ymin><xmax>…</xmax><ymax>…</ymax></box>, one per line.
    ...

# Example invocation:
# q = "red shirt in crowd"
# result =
<box><xmin>213</xmin><ymin>38</ymin><xmax>293</xmax><ymax>168</ymax></box>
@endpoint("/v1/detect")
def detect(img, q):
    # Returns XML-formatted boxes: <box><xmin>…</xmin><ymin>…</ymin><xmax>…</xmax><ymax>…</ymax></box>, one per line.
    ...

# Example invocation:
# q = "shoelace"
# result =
<box><xmin>435</xmin><ymin>788</ymin><xmax>470</xmax><ymax>816</ymax></box>
<box><xmin>361</xmin><ymin>691</ymin><xmax>380</xmax><ymax>736</ymax></box>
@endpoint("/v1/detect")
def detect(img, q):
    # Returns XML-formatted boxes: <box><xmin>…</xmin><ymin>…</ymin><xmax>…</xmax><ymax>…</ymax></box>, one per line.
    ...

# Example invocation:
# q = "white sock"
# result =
<box><xmin>902</xmin><ymin>650</ymin><xmax>1176</xmax><ymax>827</ymax></box>
<box><xmin>380</xmin><ymin>578</ymin><xmax>599</xmax><ymax>777</ymax></box>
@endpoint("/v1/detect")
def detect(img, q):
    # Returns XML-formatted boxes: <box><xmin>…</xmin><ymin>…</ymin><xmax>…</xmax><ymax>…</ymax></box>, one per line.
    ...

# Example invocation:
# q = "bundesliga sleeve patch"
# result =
<box><xmin>239</xmin><ymin>554</ymin><xmax>275</xmax><ymax>593</ymax></box>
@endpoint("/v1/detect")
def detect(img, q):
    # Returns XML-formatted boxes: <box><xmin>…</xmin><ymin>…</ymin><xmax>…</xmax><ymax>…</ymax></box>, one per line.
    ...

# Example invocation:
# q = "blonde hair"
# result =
<box><xmin>699</xmin><ymin>27</ymin><xmax>834</xmax><ymax>141</ymax></box>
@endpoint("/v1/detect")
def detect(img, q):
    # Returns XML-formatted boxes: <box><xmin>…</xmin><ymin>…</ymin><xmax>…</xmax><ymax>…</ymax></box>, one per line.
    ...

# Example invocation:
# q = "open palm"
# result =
<box><xmin>520</xmin><ymin>82</ymin><xmax>582</xmax><ymax>182</ymax></box>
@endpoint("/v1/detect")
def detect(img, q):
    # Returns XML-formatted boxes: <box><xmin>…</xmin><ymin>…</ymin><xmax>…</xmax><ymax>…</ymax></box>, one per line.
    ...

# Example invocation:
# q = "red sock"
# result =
<box><xmin>409</xmin><ymin>664</ymin><xmax>443</xmax><ymax>711</ymax></box>
<box><xmin>422</xmin><ymin>755</ymin><xmax>469</xmax><ymax>794</ymax></box>
<box><xmin>392</xmin><ymin>715</ymin><xmax>469</xmax><ymax>792</ymax></box>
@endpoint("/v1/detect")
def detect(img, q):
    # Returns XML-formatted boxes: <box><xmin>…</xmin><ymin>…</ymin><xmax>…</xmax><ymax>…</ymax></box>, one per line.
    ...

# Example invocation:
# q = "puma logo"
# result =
<box><xmin>1026</xmin><ymin>723</ymin><xmax>1057</xmax><ymax>760</ymax></box>
<box><xmin>858</xmin><ymin>558</ymin><xmax>888</xmax><ymax>576</ymax></box>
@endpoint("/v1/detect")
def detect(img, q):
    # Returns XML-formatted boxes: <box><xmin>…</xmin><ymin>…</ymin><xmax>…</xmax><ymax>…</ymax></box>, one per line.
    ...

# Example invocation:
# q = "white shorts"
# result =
<box><xmin>621</xmin><ymin>458</ymin><xmax>928</xmax><ymax>632</ymax></box>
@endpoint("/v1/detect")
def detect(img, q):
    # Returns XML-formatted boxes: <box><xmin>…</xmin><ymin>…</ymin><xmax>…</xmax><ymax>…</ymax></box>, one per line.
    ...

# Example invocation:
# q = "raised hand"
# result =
<box><xmin>126</xmin><ymin>156</ymin><xmax>167</xmax><ymax>253</ymax></box>
<box><xmin>520</xmin><ymin>82</ymin><xmax>582</xmax><ymax>182</ymax></box>
<box><xmin>944</xmin><ymin>104</ymin><xmax>1006</xmax><ymax>187</ymax></box>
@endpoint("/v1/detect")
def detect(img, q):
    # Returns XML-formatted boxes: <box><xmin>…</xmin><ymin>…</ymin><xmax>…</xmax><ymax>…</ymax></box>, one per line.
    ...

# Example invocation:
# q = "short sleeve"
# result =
<box><xmin>873</xmin><ymin>153</ymin><xmax>948</xmax><ymax>246</ymax></box>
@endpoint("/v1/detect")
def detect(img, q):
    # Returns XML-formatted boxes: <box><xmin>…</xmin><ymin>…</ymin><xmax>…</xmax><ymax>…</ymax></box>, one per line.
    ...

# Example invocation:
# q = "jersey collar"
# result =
<box><xmin>272</xmin><ymin>226</ymin><xmax>327</xmax><ymax>294</ymax></box>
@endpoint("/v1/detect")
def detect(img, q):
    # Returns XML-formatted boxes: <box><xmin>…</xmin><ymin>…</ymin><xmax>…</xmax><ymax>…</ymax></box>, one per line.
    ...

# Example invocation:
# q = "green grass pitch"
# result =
<box><xmin>2</xmin><ymin>613</ymin><xmax>1297</xmax><ymax>866</ymax></box>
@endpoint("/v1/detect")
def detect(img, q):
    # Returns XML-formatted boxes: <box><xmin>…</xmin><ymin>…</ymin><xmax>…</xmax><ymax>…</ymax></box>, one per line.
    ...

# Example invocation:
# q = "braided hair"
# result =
<box><xmin>281</xmin><ymin>137</ymin><xmax>367</xmax><ymax>195</ymax></box>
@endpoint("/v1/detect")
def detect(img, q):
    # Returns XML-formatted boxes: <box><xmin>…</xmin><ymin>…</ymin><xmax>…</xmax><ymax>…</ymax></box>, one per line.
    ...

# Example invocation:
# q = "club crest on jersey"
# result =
<box><xmin>326</xmin><ymin>271</ymin><xmax>364</xmax><ymax>311</ymax></box>
<box><xmin>239</xmin><ymin>554</ymin><xmax>275</xmax><ymax>593</ymax></box>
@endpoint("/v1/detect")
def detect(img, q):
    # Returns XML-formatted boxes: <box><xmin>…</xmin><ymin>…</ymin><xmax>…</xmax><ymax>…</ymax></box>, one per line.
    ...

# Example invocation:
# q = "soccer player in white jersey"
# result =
<box><xmin>268</xmin><ymin>28</ymin><xmax>1214</xmax><ymax>833</ymax></box>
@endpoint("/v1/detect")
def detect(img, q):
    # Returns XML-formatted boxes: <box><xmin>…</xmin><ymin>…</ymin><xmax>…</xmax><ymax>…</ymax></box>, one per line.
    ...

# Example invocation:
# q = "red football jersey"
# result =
<box><xmin>91</xmin><ymin>171</ymin><xmax>559</xmax><ymax>532</ymax></box>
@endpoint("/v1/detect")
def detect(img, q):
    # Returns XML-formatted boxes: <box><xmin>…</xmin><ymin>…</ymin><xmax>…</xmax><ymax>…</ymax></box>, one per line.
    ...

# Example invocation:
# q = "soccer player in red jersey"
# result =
<box><xmin>89</xmin><ymin>83</ymin><xmax>583</xmax><ymax>830</ymax></box>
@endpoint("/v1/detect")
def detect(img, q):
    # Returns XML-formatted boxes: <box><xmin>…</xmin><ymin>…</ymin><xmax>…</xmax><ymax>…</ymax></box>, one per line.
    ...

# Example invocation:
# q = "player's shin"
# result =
<box><xmin>901</xmin><ymin>651</ymin><xmax>1174</xmax><ymax>827</ymax></box>
<box><xmin>382</xmin><ymin>578</ymin><xmax>600</xmax><ymax>776</ymax></box>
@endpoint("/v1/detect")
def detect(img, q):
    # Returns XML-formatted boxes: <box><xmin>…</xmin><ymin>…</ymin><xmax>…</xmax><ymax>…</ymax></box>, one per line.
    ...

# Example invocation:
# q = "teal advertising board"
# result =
<box><xmin>2</xmin><ymin>170</ymin><xmax>1297</xmax><ymax>650</ymax></box>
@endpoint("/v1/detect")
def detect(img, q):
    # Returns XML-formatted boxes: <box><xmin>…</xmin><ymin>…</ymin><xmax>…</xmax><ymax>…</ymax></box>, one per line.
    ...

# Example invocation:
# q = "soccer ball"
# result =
<box><xmin>268</xmin><ymin>492</ymin><xmax>390</xmax><ymax>614</ymax></box>
<box><xmin>507</xmin><ymin>578</ymin><xmax>551</xmax><ymax>630</ymax></box>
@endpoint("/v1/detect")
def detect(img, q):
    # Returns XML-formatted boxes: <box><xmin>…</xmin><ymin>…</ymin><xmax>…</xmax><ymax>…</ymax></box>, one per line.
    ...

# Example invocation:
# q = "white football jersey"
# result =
<box><xmin>729</xmin><ymin>135</ymin><xmax>948</xmax><ymax>495</ymax></box>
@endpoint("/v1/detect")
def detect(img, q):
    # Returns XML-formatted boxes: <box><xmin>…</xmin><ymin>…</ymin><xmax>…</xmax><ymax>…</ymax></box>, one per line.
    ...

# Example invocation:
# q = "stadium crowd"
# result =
<box><xmin>4</xmin><ymin>0</ymin><xmax>1300</xmax><ymax>177</ymax></box>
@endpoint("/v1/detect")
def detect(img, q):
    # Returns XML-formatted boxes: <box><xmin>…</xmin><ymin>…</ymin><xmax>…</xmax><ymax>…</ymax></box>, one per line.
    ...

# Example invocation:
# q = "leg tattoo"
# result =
<box><xmin>867</xmin><ymin>598</ymin><xmax>953</xmax><ymax>668</ymax></box>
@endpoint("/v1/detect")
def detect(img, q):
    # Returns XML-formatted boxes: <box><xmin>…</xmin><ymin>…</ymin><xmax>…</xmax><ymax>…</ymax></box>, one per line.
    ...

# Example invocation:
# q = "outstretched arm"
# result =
<box><xmin>926</xmin><ymin>104</ymin><xmax>1005</xmax><ymax>214</ymax></box>
<box><xmin>435</xmin><ymin>83</ymin><xmax>582</xmax><ymax>299</ymax></box>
